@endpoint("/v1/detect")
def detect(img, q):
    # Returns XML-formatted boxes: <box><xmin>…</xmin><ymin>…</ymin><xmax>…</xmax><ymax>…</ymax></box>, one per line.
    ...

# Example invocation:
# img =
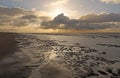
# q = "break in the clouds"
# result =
<box><xmin>41</xmin><ymin>13</ymin><xmax>120</xmax><ymax>30</ymax></box>
<box><xmin>100</xmin><ymin>0</ymin><xmax>120</xmax><ymax>4</ymax></box>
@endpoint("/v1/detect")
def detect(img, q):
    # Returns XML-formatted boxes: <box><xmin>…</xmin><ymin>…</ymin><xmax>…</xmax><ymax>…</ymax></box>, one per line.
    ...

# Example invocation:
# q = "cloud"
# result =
<box><xmin>0</xmin><ymin>7</ymin><xmax>26</xmax><ymax>16</ymax></box>
<box><xmin>0</xmin><ymin>6</ymin><xmax>29</xmax><ymax>26</ymax></box>
<box><xmin>80</xmin><ymin>13</ymin><xmax>120</xmax><ymax>22</ymax></box>
<box><xmin>41</xmin><ymin>13</ymin><xmax>120</xmax><ymax>30</ymax></box>
<box><xmin>53</xmin><ymin>13</ymin><xmax>69</xmax><ymax>24</ymax></box>
<box><xmin>20</xmin><ymin>15</ymin><xmax>37</xmax><ymax>19</ymax></box>
<box><xmin>0</xmin><ymin>6</ymin><xmax>120</xmax><ymax>32</ymax></box>
<box><xmin>41</xmin><ymin>13</ymin><xmax>70</xmax><ymax>29</ymax></box>
<box><xmin>100</xmin><ymin>0</ymin><xmax>120</xmax><ymax>4</ymax></box>
<box><xmin>11</xmin><ymin>19</ymin><xmax>29</xmax><ymax>26</ymax></box>
<box><xmin>0</xmin><ymin>6</ymin><xmax>50</xmax><ymax>27</ymax></box>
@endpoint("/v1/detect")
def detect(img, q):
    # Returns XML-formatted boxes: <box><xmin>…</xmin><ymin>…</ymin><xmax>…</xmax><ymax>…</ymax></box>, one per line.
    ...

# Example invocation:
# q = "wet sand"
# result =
<box><xmin>0</xmin><ymin>33</ymin><xmax>120</xmax><ymax>78</ymax></box>
<box><xmin>0</xmin><ymin>33</ymin><xmax>31</xmax><ymax>78</ymax></box>
<box><xmin>0</xmin><ymin>32</ymin><xmax>17</xmax><ymax>59</ymax></box>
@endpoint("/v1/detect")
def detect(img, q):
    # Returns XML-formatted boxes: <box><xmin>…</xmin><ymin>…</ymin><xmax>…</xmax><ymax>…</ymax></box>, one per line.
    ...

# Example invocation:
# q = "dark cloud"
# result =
<box><xmin>53</xmin><ymin>13</ymin><xmax>70</xmax><ymax>24</ymax></box>
<box><xmin>20</xmin><ymin>15</ymin><xmax>38</xmax><ymax>19</ymax></box>
<box><xmin>41</xmin><ymin>13</ymin><xmax>120</xmax><ymax>30</ymax></box>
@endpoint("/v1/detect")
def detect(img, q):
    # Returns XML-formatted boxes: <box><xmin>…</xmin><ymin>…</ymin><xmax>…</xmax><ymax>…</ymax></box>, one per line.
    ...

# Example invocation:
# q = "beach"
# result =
<box><xmin>0</xmin><ymin>33</ymin><xmax>120</xmax><ymax>78</ymax></box>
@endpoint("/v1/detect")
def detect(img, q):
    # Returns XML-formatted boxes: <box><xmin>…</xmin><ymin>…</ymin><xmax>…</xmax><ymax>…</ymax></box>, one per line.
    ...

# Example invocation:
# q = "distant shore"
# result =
<box><xmin>0</xmin><ymin>32</ymin><xmax>18</xmax><ymax>59</ymax></box>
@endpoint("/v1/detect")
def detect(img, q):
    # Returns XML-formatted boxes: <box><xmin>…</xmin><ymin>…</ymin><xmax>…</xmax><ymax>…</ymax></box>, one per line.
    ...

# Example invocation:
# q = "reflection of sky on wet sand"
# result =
<box><xmin>49</xmin><ymin>52</ymin><xmax>57</xmax><ymax>60</ymax></box>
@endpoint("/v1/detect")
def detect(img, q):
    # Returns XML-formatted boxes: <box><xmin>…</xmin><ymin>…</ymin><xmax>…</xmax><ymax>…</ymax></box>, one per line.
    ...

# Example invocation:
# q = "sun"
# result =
<box><xmin>49</xmin><ymin>8</ymin><xmax>69</xmax><ymax>18</ymax></box>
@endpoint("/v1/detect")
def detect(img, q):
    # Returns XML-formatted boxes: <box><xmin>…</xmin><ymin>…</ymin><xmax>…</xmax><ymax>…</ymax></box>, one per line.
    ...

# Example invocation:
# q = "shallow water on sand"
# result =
<box><xmin>36</xmin><ymin>33</ymin><xmax>120</xmax><ymax>59</ymax></box>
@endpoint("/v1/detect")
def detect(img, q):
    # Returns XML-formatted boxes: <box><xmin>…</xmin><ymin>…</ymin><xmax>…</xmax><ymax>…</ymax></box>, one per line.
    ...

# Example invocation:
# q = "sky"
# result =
<box><xmin>0</xmin><ymin>0</ymin><xmax>120</xmax><ymax>33</ymax></box>
<box><xmin>0</xmin><ymin>0</ymin><xmax>120</xmax><ymax>17</ymax></box>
